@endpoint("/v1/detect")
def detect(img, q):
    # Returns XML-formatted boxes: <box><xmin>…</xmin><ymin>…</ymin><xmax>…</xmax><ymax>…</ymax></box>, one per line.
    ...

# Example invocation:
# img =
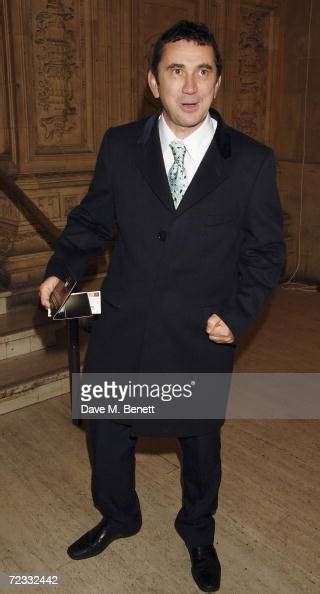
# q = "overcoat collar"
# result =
<box><xmin>134</xmin><ymin>109</ymin><xmax>231</xmax><ymax>215</ymax></box>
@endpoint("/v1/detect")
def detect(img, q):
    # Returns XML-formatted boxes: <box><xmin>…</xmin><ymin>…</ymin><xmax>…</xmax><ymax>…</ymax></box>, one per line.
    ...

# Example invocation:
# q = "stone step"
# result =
<box><xmin>0</xmin><ymin>291</ymin><xmax>11</xmax><ymax>315</ymax></box>
<box><xmin>0</xmin><ymin>270</ymin><xmax>98</xmax><ymax>413</ymax></box>
<box><xmin>0</xmin><ymin>338</ymin><xmax>87</xmax><ymax>415</ymax></box>
<box><xmin>0</xmin><ymin>305</ymin><xmax>64</xmax><ymax>360</ymax></box>
<box><xmin>0</xmin><ymin>286</ymin><xmax>39</xmax><ymax>312</ymax></box>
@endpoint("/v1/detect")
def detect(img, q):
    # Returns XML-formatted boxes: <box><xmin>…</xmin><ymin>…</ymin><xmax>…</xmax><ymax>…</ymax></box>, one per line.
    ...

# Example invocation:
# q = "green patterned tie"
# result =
<box><xmin>168</xmin><ymin>140</ymin><xmax>187</xmax><ymax>209</ymax></box>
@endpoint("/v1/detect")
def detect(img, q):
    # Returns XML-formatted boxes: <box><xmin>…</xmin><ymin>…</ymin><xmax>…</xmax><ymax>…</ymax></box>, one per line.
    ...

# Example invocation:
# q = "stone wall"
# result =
<box><xmin>0</xmin><ymin>0</ymin><xmax>318</xmax><ymax>289</ymax></box>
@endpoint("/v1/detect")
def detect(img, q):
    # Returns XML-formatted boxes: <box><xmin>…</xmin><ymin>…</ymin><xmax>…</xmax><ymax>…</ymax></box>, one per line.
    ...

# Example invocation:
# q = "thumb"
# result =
<box><xmin>206</xmin><ymin>314</ymin><xmax>221</xmax><ymax>333</ymax></box>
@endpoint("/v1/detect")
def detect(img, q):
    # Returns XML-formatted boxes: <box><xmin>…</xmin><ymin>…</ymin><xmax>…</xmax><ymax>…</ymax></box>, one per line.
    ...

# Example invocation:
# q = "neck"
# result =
<box><xmin>162</xmin><ymin>111</ymin><xmax>209</xmax><ymax>139</ymax></box>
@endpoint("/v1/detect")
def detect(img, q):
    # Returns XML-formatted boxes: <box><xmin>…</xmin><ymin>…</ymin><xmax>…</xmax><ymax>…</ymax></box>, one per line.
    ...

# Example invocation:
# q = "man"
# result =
<box><xmin>40</xmin><ymin>21</ymin><xmax>285</xmax><ymax>592</ymax></box>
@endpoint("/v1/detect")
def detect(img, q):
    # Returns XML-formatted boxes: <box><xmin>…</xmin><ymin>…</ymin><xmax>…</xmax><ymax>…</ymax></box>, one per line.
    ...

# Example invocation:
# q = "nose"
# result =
<box><xmin>182</xmin><ymin>73</ymin><xmax>197</xmax><ymax>94</ymax></box>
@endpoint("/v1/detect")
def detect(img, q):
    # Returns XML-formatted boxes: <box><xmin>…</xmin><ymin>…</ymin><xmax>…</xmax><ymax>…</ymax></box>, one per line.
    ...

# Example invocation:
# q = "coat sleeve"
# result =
<box><xmin>44</xmin><ymin>129</ymin><xmax>116</xmax><ymax>281</ymax></box>
<box><xmin>215</xmin><ymin>149</ymin><xmax>286</xmax><ymax>340</ymax></box>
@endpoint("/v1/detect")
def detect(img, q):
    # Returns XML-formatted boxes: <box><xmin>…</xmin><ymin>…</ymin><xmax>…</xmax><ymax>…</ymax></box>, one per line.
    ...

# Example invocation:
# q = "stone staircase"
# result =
<box><xmin>0</xmin><ymin>280</ymin><xmax>97</xmax><ymax>415</ymax></box>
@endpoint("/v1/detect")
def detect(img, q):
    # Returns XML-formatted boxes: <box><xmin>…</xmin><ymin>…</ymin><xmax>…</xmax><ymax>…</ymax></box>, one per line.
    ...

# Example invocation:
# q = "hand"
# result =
<box><xmin>39</xmin><ymin>276</ymin><xmax>60</xmax><ymax>310</ymax></box>
<box><xmin>206</xmin><ymin>314</ymin><xmax>235</xmax><ymax>344</ymax></box>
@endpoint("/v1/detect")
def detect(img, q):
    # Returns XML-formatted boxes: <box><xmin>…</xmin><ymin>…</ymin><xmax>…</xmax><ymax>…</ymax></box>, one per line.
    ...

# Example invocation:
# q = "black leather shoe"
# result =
<box><xmin>67</xmin><ymin>519</ymin><xmax>141</xmax><ymax>560</ymax></box>
<box><xmin>189</xmin><ymin>545</ymin><xmax>221</xmax><ymax>592</ymax></box>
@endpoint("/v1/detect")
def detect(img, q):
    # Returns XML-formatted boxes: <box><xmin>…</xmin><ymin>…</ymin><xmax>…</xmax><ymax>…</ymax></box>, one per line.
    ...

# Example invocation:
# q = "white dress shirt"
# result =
<box><xmin>158</xmin><ymin>113</ymin><xmax>217</xmax><ymax>191</ymax></box>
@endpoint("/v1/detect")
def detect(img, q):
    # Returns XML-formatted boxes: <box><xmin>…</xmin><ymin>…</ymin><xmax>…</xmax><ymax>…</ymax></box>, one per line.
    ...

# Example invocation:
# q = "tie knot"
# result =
<box><xmin>170</xmin><ymin>140</ymin><xmax>186</xmax><ymax>164</ymax></box>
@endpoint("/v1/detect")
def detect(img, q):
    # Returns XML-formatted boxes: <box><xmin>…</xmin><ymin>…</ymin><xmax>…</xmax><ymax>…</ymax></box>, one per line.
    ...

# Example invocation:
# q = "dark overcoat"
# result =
<box><xmin>45</xmin><ymin>109</ymin><xmax>285</xmax><ymax>437</ymax></box>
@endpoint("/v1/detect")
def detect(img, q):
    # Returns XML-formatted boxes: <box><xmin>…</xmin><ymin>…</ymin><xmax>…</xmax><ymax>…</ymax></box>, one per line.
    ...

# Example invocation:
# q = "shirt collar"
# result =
<box><xmin>158</xmin><ymin>112</ymin><xmax>217</xmax><ymax>160</ymax></box>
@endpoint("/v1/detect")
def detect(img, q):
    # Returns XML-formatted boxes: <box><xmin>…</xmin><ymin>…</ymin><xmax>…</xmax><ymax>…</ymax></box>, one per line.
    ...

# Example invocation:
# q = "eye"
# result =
<box><xmin>173</xmin><ymin>68</ymin><xmax>182</xmax><ymax>75</ymax></box>
<box><xmin>199</xmin><ymin>68</ymin><xmax>210</xmax><ymax>76</ymax></box>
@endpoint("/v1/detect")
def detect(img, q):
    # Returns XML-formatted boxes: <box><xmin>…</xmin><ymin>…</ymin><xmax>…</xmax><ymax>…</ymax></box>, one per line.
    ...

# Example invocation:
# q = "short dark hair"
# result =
<box><xmin>150</xmin><ymin>20</ymin><xmax>222</xmax><ymax>80</ymax></box>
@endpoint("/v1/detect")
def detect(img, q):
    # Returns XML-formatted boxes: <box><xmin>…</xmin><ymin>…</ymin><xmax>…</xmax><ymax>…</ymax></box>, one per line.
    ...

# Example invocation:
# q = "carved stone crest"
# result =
<box><xmin>34</xmin><ymin>0</ymin><xmax>78</xmax><ymax>143</ymax></box>
<box><xmin>233</xmin><ymin>6</ymin><xmax>272</xmax><ymax>142</ymax></box>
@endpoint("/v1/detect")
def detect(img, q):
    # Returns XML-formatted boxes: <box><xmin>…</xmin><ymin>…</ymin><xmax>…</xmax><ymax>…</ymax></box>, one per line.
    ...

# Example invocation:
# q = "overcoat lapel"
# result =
<box><xmin>134</xmin><ymin>115</ymin><xmax>175</xmax><ymax>213</ymax></box>
<box><xmin>134</xmin><ymin>109</ymin><xmax>232</xmax><ymax>214</ymax></box>
<box><xmin>177</xmin><ymin>136</ymin><xmax>229</xmax><ymax>215</ymax></box>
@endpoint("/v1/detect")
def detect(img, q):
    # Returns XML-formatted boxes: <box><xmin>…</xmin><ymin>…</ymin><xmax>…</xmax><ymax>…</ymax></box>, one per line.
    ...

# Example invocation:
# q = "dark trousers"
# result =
<box><xmin>87</xmin><ymin>420</ymin><xmax>223</xmax><ymax>547</ymax></box>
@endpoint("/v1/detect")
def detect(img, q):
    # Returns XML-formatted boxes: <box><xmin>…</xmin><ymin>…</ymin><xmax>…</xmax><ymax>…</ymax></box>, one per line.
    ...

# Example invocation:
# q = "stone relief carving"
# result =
<box><xmin>33</xmin><ymin>194</ymin><xmax>60</xmax><ymax>219</ymax></box>
<box><xmin>62</xmin><ymin>194</ymin><xmax>80</xmax><ymax>216</ymax></box>
<box><xmin>15</xmin><ymin>228</ymin><xmax>41</xmax><ymax>242</ymax></box>
<box><xmin>233</xmin><ymin>5</ymin><xmax>272</xmax><ymax>142</ymax></box>
<box><xmin>0</xmin><ymin>222</ymin><xmax>16</xmax><ymax>256</ymax></box>
<box><xmin>34</xmin><ymin>0</ymin><xmax>78</xmax><ymax>143</ymax></box>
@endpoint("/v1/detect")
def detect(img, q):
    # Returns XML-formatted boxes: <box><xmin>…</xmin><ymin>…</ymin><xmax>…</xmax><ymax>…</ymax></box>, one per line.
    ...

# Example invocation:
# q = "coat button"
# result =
<box><xmin>156</xmin><ymin>230</ymin><xmax>167</xmax><ymax>241</ymax></box>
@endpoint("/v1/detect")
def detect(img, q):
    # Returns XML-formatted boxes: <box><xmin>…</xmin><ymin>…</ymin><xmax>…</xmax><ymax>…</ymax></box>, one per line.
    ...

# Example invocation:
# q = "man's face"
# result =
<box><xmin>148</xmin><ymin>40</ymin><xmax>221</xmax><ymax>139</ymax></box>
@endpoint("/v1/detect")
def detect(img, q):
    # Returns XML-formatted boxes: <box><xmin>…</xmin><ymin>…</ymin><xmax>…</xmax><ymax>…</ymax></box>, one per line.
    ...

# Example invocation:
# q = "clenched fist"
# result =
<box><xmin>206</xmin><ymin>314</ymin><xmax>235</xmax><ymax>344</ymax></box>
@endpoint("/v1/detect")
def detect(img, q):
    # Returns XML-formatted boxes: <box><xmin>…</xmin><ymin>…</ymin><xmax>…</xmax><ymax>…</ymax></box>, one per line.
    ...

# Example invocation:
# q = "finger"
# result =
<box><xmin>209</xmin><ymin>323</ymin><xmax>231</xmax><ymax>337</ymax></box>
<box><xmin>209</xmin><ymin>331</ymin><xmax>230</xmax><ymax>339</ymax></box>
<box><xmin>39</xmin><ymin>276</ymin><xmax>60</xmax><ymax>310</ymax></box>
<box><xmin>208</xmin><ymin>326</ymin><xmax>233</xmax><ymax>340</ymax></box>
<box><xmin>39</xmin><ymin>290</ymin><xmax>50</xmax><ymax>309</ymax></box>
<box><xmin>39</xmin><ymin>284</ymin><xmax>53</xmax><ymax>309</ymax></box>
<box><xmin>208</xmin><ymin>334</ymin><xmax>233</xmax><ymax>343</ymax></box>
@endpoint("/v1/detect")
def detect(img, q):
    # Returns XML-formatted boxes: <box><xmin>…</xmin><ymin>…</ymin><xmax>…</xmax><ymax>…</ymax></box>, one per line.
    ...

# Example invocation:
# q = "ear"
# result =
<box><xmin>148</xmin><ymin>70</ymin><xmax>160</xmax><ymax>99</ymax></box>
<box><xmin>213</xmin><ymin>75</ymin><xmax>222</xmax><ymax>99</ymax></box>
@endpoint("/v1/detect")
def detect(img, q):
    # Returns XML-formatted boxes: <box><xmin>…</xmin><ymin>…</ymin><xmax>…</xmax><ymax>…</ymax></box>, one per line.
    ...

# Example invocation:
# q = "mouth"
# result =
<box><xmin>180</xmin><ymin>102</ymin><xmax>199</xmax><ymax>112</ymax></box>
